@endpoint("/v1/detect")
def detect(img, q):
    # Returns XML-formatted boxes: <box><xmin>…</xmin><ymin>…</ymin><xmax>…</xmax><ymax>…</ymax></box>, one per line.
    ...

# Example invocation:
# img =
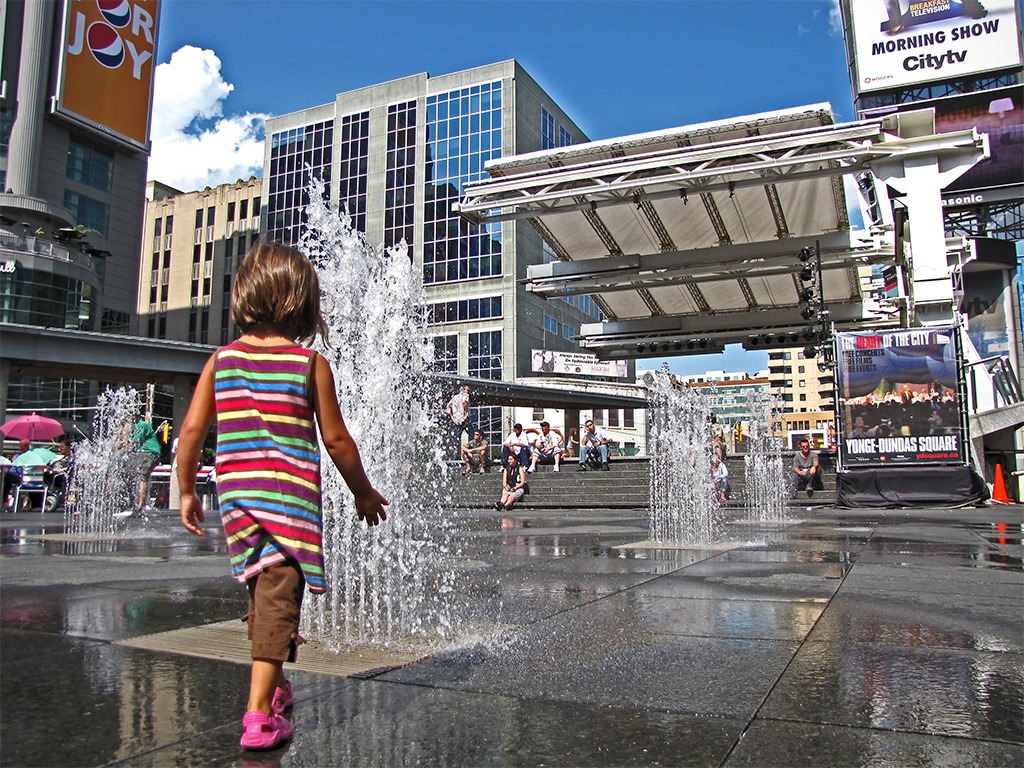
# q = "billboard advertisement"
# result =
<box><xmin>848</xmin><ymin>0</ymin><xmax>1023</xmax><ymax>95</ymax></box>
<box><xmin>53</xmin><ymin>0</ymin><xmax>160</xmax><ymax>149</ymax></box>
<box><xmin>531</xmin><ymin>349</ymin><xmax>629</xmax><ymax>378</ymax></box>
<box><xmin>836</xmin><ymin>328</ymin><xmax>965</xmax><ymax>467</ymax></box>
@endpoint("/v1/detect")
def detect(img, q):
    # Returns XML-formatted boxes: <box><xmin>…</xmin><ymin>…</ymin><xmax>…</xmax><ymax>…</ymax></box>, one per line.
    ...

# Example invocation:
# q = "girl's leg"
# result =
<box><xmin>248</xmin><ymin>657</ymin><xmax>283</xmax><ymax>713</ymax></box>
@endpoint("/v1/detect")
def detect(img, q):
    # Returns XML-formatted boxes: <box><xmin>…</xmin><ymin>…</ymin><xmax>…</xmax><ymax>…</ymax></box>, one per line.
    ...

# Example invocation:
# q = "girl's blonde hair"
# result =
<box><xmin>231</xmin><ymin>241</ymin><xmax>327</xmax><ymax>344</ymax></box>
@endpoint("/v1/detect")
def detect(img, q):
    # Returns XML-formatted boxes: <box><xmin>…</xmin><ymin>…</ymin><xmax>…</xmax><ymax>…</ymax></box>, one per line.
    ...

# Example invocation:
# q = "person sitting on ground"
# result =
<box><xmin>495</xmin><ymin>452</ymin><xmax>527</xmax><ymax>510</ymax></box>
<box><xmin>500</xmin><ymin>423</ymin><xmax>531</xmax><ymax>468</ymax></box>
<box><xmin>527</xmin><ymin>421</ymin><xmax>563</xmax><ymax>473</ymax></box>
<box><xmin>461</xmin><ymin>430</ymin><xmax>489</xmax><ymax>474</ymax></box>
<box><xmin>578</xmin><ymin>419</ymin><xmax>613</xmax><ymax>472</ymax></box>
<box><xmin>711</xmin><ymin>456</ymin><xmax>729</xmax><ymax>501</ymax></box>
<box><xmin>791</xmin><ymin>439</ymin><xmax>821</xmax><ymax>499</ymax></box>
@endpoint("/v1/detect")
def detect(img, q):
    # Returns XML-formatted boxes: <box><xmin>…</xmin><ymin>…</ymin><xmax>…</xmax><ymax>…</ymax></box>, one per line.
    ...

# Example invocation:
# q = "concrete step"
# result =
<box><xmin>449</xmin><ymin>456</ymin><xmax>836</xmax><ymax>509</ymax></box>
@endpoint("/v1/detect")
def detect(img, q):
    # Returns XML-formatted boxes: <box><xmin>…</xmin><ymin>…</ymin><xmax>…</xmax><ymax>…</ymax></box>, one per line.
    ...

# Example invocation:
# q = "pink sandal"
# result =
<box><xmin>271</xmin><ymin>680</ymin><xmax>294</xmax><ymax>716</ymax></box>
<box><xmin>240</xmin><ymin>710</ymin><xmax>292</xmax><ymax>750</ymax></box>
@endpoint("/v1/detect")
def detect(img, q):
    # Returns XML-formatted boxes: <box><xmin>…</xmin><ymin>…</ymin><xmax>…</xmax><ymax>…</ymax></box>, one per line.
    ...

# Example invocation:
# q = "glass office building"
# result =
<box><xmin>262</xmin><ymin>62</ymin><xmax>602</xmax><ymax>447</ymax></box>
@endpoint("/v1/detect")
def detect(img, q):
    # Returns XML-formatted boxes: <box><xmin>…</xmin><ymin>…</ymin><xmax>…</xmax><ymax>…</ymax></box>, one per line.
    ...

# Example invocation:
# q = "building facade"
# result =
<box><xmin>1</xmin><ymin>0</ymin><xmax>158</xmax><ymax>418</ymax></box>
<box><xmin>137</xmin><ymin>178</ymin><xmax>262</xmax><ymax>345</ymax></box>
<box><xmin>262</xmin><ymin>61</ymin><xmax>611</xmax><ymax>446</ymax></box>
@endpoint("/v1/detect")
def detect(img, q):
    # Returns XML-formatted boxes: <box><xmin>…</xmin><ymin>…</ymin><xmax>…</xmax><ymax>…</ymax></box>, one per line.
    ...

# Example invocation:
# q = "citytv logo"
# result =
<box><xmin>67</xmin><ymin>0</ymin><xmax>155</xmax><ymax>79</ymax></box>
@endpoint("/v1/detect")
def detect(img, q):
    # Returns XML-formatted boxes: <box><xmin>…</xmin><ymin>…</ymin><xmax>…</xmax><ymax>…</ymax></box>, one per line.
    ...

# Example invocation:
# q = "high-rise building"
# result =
<box><xmin>262</xmin><ymin>61</ymin><xmax>612</xmax><ymax>444</ymax></box>
<box><xmin>0</xmin><ymin>0</ymin><xmax>160</xmax><ymax>417</ymax></box>
<box><xmin>138</xmin><ymin>178</ymin><xmax>262</xmax><ymax>345</ymax></box>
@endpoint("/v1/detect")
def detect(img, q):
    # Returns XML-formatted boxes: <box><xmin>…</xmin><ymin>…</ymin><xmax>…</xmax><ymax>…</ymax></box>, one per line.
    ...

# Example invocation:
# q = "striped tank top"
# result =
<box><xmin>213</xmin><ymin>341</ymin><xmax>326</xmax><ymax>593</ymax></box>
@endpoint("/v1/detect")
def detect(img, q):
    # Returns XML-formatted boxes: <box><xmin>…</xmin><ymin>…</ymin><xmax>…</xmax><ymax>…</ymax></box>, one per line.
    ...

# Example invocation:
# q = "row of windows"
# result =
<box><xmin>338</xmin><ymin>113</ymin><xmax>369</xmax><ymax>232</ymax></box>
<box><xmin>429</xmin><ymin>330</ymin><xmax>503</xmax><ymax>380</ymax></box>
<box><xmin>0</xmin><ymin>268</ymin><xmax>94</xmax><ymax>329</ymax></box>
<box><xmin>267</xmin><ymin>120</ymin><xmax>333</xmax><ymax>244</ymax></box>
<box><xmin>63</xmin><ymin>190</ymin><xmax>108</xmax><ymax>236</ymax></box>
<box><xmin>540</xmin><ymin>107</ymin><xmax>574</xmax><ymax>151</ymax></box>
<box><xmin>427</xmin><ymin>296</ymin><xmax>501</xmax><ymax>325</ymax></box>
<box><xmin>424</xmin><ymin>81</ymin><xmax>503</xmax><ymax>286</ymax></box>
<box><xmin>591</xmin><ymin>409</ymin><xmax>637</xmax><ymax>430</ymax></box>
<box><xmin>543</xmin><ymin>313</ymin><xmax>576</xmax><ymax>340</ymax></box>
<box><xmin>67</xmin><ymin>136</ymin><xmax>114</xmax><ymax>192</ymax></box>
<box><xmin>385</xmin><ymin>101</ymin><xmax>416</xmax><ymax>250</ymax></box>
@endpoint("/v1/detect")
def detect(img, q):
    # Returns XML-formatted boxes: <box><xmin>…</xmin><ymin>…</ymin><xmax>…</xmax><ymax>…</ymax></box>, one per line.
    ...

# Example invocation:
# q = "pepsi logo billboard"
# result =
<box><xmin>55</xmin><ymin>0</ymin><xmax>160</xmax><ymax>149</ymax></box>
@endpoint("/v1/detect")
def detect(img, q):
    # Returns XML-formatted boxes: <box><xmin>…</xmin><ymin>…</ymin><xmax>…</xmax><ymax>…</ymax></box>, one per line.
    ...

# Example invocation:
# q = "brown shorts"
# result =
<box><xmin>244</xmin><ymin>561</ymin><xmax>305</xmax><ymax>663</ymax></box>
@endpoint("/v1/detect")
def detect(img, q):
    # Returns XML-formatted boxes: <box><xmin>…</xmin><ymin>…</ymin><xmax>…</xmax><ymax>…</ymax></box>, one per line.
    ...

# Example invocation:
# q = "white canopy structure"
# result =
<box><xmin>455</xmin><ymin>104</ymin><xmax>988</xmax><ymax>360</ymax></box>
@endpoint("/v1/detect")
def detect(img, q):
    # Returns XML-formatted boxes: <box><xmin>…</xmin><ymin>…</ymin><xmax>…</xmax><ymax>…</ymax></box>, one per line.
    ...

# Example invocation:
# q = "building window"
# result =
<box><xmin>66</xmin><ymin>136</ymin><xmax>113</xmax><ymax>191</ymax></box>
<box><xmin>468</xmin><ymin>330</ymin><xmax>502</xmax><ymax>379</ymax></box>
<box><xmin>424</xmin><ymin>81</ymin><xmax>502</xmax><ymax>285</ymax></box>
<box><xmin>608</xmin><ymin>409</ymin><xmax>620</xmax><ymax>427</ymax></box>
<box><xmin>427</xmin><ymin>296</ymin><xmax>502</xmax><ymax>325</ymax></box>
<box><xmin>338</xmin><ymin>112</ymin><xmax>369</xmax><ymax>233</ymax></box>
<box><xmin>559</xmin><ymin>126</ymin><xmax>571</xmax><ymax>147</ymax></box>
<box><xmin>541</xmin><ymin>107</ymin><xmax>555</xmax><ymax>150</ymax></box>
<box><xmin>544</xmin><ymin>314</ymin><xmax>558</xmax><ymax>334</ymax></box>
<box><xmin>268</xmin><ymin>120</ymin><xmax>334</xmax><ymax>244</ymax></box>
<box><xmin>385</xmin><ymin>100</ymin><xmax>416</xmax><ymax>250</ymax></box>
<box><xmin>624</xmin><ymin>409</ymin><xmax>635</xmax><ymax>429</ymax></box>
<box><xmin>430</xmin><ymin>334</ymin><xmax>458</xmax><ymax>373</ymax></box>
<box><xmin>63</xmin><ymin>190</ymin><xmax>108</xmax><ymax>236</ymax></box>
<box><xmin>0</xmin><ymin>108</ymin><xmax>12</xmax><ymax>157</ymax></box>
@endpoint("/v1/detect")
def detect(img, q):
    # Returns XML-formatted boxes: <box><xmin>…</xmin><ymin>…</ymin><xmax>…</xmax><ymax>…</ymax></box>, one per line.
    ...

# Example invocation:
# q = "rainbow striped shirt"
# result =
<box><xmin>213</xmin><ymin>342</ymin><xmax>326</xmax><ymax>593</ymax></box>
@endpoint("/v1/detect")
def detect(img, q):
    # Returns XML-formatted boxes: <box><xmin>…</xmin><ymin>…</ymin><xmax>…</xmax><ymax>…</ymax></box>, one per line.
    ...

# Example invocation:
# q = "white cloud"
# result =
<box><xmin>147</xmin><ymin>46</ymin><xmax>268</xmax><ymax>192</ymax></box>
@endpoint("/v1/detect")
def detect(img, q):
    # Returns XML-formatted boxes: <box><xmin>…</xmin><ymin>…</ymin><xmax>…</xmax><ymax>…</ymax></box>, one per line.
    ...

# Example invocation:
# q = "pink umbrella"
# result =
<box><xmin>0</xmin><ymin>413</ymin><xmax>65</xmax><ymax>441</ymax></box>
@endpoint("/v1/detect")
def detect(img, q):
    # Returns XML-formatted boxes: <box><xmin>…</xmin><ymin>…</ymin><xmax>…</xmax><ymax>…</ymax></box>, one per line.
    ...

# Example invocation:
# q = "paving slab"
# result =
<box><xmin>2</xmin><ymin>502</ymin><xmax>1022</xmax><ymax>767</ymax></box>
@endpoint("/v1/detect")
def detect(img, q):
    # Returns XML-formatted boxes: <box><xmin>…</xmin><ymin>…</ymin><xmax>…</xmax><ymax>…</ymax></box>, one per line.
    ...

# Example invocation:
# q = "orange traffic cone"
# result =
<box><xmin>991</xmin><ymin>463</ymin><xmax>1013</xmax><ymax>504</ymax></box>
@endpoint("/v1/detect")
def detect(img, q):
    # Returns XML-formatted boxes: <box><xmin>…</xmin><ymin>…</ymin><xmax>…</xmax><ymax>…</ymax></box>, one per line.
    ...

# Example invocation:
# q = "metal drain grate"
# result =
<box><xmin>115</xmin><ymin>620</ymin><xmax>426</xmax><ymax>678</ymax></box>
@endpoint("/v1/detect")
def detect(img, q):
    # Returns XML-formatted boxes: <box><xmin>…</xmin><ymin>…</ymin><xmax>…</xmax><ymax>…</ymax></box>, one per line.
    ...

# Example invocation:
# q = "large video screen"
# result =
<box><xmin>836</xmin><ymin>328</ymin><xmax>965</xmax><ymax>467</ymax></box>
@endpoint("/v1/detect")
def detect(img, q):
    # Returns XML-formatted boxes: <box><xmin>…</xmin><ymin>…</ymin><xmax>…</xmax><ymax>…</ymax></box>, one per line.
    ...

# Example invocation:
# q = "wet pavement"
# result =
<box><xmin>1</xmin><ymin>502</ymin><xmax>1022</xmax><ymax>767</ymax></box>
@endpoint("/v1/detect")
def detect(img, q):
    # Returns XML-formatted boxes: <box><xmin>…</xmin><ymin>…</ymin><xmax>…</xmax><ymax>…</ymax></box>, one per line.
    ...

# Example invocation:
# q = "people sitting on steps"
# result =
<box><xmin>578</xmin><ymin>419</ymin><xmax>613</xmax><ymax>472</ymax></box>
<box><xmin>461</xmin><ymin>429</ymin><xmax>489</xmax><ymax>475</ymax></box>
<box><xmin>526</xmin><ymin>421</ymin><xmax>563</xmax><ymax>473</ymax></box>
<box><xmin>500</xmin><ymin>423</ymin><xmax>531</xmax><ymax>469</ymax></box>
<box><xmin>791</xmin><ymin>439</ymin><xmax>822</xmax><ymax>499</ymax></box>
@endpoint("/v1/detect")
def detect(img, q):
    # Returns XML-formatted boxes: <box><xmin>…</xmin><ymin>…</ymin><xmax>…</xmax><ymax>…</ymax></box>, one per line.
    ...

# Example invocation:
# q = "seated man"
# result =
<box><xmin>500</xmin><ymin>423</ymin><xmax>531</xmax><ymax>469</ymax></box>
<box><xmin>461</xmin><ymin>430</ymin><xmax>489</xmax><ymax>474</ymax></box>
<box><xmin>578</xmin><ymin>419</ymin><xmax>613</xmax><ymax>472</ymax></box>
<box><xmin>791</xmin><ymin>439</ymin><xmax>822</xmax><ymax>499</ymax></box>
<box><xmin>527</xmin><ymin>421</ymin><xmax>563</xmax><ymax>473</ymax></box>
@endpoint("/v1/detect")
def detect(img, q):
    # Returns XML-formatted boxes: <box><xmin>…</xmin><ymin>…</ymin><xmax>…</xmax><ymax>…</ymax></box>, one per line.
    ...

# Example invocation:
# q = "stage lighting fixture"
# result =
<box><xmin>673</xmin><ymin>341</ymin><xmax>683</xmax><ymax>351</ymax></box>
<box><xmin>698</xmin><ymin>340</ymin><xmax>708</xmax><ymax>349</ymax></box>
<box><xmin>800</xmin><ymin>306</ymin><xmax>816</xmax><ymax>320</ymax></box>
<box><xmin>803</xmin><ymin>345</ymin><xmax>818</xmax><ymax>358</ymax></box>
<box><xmin>798</xmin><ymin>246</ymin><xmax>814</xmax><ymax>262</ymax></box>
<box><xmin>799</xmin><ymin>265</ymin><xmax>814</xmax><ymax>282</ymax></box>
<box><xmin>661</xmin><ymin>342</ymin><xmax>670</xmax><ymax>352</ymax></box>
<box><xmin>801</xmin><ymin>325</ymin><xmax>816</xmax><ymax>340</ymax></box>
<box><xmin>636</xmin><ymin>343</ymin><xmax>646</xmax><ymax>353</ymax></box>
<box><xmin>798</xmin><ymin>287</ymin><xmax>814</xmax><ymax>302</ymax></box>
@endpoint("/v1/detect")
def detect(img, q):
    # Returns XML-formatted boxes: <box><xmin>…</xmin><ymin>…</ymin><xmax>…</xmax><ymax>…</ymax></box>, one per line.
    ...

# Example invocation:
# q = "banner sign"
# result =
<box><xmin>54</xmin><ymin>0</ymin><xmax>160</xmax><ymax>149</ymax></box>
<box><xmin>836</xmin><ymin>328</ymin><xmax>965</xmax><ymax>467</ymax></box>
<box><xmin>848</xmin><ymin>0</ymin><xmax>1023</xmax><ymax>95</ymax></box>
<box><xmin>531</xmin><ymin>349</ymin><xmax>628</xmax><ymax>378</ymax></box>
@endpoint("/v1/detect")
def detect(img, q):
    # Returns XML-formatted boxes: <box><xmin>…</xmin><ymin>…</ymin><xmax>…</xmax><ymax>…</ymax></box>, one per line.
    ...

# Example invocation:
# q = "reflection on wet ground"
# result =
<box><xmin>1</xmin><ymin>503</ymin><xmax>1022</xmax><ymax>766</ymax></box>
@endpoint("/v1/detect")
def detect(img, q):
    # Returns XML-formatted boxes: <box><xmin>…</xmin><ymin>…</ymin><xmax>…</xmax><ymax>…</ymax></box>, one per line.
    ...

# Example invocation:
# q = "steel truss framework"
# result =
<box><xmin>455</xmin><ymin>105</ymin><xmax>988</xmax><ymax>359</ymax></box>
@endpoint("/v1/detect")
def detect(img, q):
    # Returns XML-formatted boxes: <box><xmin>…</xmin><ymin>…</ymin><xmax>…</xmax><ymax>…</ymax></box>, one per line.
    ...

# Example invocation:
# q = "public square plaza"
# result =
<box><xmin>1</xmin><ymin>499</ymin><xmax>1021</xmax><ymax>767</ymax></box>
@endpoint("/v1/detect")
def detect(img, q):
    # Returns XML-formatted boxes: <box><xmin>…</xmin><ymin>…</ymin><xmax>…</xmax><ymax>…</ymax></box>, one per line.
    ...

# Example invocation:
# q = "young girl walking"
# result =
<box><xmin>177</xmin><ymin>241</ymin><xmax>389</xmax><ymax>751</ymax></box>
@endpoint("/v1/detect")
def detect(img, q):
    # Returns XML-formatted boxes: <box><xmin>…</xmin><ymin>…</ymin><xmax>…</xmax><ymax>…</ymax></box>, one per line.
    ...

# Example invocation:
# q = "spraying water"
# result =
<box><xmin>66</xmin><ymin>387</ymin><xmax>142</xmax><ymax>536</ymax></box>
<box><xmin>645</xmin><ymin>368</ymin><xmax>723</xmax><ymax>545</ymax></box>
<box><xmin>742</xmin><ymin>390</ymin><xmax>788</xmax><ymax>522</ymax></box>
<box><xmin>298</xmin><ymin>180</ymin><xmax>464</xmax><ymax>650</ymax></box>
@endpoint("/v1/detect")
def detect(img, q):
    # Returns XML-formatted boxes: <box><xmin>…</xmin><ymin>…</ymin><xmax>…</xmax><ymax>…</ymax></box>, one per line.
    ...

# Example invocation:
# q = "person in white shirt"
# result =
<box><xmin>578</xmin><ymin>419</ymin><xmax>613</xmax><ymax>471</ymax></box>
<box><xmin>501</xmin><ymin>423</ymin><xmax>531</xmax><ymax>468</ymax></box>
<box><xmin>445</xmin><ymin>384</ymin><xmax>471</xmax><ymax>457</ymax></box>
<box><xmin>527</xmin><ymin>421</ymin><xmax>563</xmax><ymax>473</ymax></box>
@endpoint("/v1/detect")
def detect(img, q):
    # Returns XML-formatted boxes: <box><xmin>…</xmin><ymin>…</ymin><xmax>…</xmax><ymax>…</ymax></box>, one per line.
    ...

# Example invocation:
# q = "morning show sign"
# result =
<box><xmin>836</xmin><ymin>328</ymin><xmax>965</xmax><ymax>467</ymax></box>
<box><xmin>848</xmin><ymin>0</ymin><xmax>1023</xmax><ymax>96</ymax></box>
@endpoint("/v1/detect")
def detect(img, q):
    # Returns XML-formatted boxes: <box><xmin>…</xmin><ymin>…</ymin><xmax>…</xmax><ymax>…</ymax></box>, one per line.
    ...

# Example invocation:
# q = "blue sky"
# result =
<box><xmin>151</xmin><ymin>0</ymin><xmax>854</xmax><ymax>375</ymax></box>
